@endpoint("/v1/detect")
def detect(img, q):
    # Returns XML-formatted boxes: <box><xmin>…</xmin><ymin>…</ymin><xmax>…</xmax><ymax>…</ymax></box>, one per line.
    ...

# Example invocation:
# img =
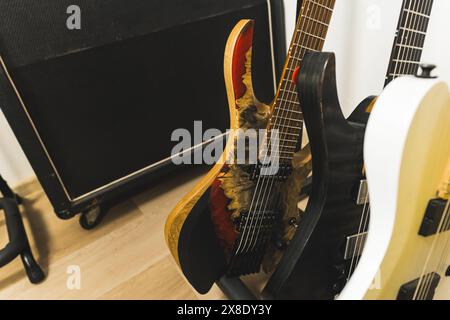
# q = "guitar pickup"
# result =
<box><xmin>354</xmin><ymin>180</ymin><xmax>369</xmax><ymax>205</ymax></box>
<box><xmin>397</xmin><ymin>273</ymin><xmax>441</xmax><ymax>300</ymax></box>
<box><xmin>237</xmin><ymin>211</ymin><xmax>280</xmax><ymax>233</ymax></box>
<box><xmin>250</xmin><ymin>163</ymin><xmax>293</xmax><ymax>182</ymax></box>
<box><xmin>419</xmin><ymin>198</ymin><xmax>449</xmax><ymax>237</ymax></box>
<box><xmin>344</xmin><ymin>232</ymin><xmax>368</xmax><ymax>260</ymax></box>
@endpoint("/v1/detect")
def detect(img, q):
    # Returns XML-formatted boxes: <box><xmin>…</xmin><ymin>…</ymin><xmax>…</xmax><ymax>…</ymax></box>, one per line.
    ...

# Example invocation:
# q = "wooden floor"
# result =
<box><xmin>0</xmin><ymin>167</ymin><xmax>229</xmax><ymax>300</ymax></box>
<box><xmin>1</xmin><ymin>168</ymin><xmax>449</xmax><ymax>300</ymax></box>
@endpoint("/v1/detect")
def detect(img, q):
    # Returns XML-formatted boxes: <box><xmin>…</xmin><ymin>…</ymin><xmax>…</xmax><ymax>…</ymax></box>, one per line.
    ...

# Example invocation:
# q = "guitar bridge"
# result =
<box><xmin>229</xmin><ymin>210</ymin><xmax>280</xmax><ymax>277</ymax></box>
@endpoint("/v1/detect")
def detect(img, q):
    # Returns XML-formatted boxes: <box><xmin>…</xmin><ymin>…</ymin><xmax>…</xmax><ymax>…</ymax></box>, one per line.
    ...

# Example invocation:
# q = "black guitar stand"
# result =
<box><xmin>0</xmin><ymin>174</ymin><xmax>45</xmax><ymax>284</ymax></box>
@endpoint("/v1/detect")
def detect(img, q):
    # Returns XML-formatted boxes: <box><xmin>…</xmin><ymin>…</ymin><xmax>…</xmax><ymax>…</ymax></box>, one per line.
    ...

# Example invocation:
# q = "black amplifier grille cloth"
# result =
<box><xmin>0</xmin><ymin>0</ymin><xmax>263</xmax><ymax>67</ymax></box>
<box><xmin>0</xmin><ymin>0</ymin><xmax>276</xmax><ymax>200</ymax></box>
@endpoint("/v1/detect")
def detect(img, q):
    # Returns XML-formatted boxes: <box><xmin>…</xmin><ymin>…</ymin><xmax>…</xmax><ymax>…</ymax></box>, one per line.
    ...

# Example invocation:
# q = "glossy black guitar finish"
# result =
<box><xmin>263</xmin><ymin>52</ymin><xmax>367</xmax><ymax>300</ymax></box>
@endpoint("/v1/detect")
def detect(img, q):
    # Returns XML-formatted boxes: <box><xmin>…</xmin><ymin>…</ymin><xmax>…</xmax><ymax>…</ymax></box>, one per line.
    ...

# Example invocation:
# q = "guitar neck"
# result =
<box><xmin>271</xmin><ymin>0</ymin><xmax>336</xmax><ymax>162</ymax></box>
<box><xmin>384</xmin><ymin>0</ymin><xmax>434</xmax><ymax>87</ymax></box>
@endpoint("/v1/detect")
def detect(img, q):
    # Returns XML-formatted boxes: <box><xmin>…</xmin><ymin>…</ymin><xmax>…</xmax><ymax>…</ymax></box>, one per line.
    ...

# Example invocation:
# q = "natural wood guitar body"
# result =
<box><xmin>164</xmin><ymin>20</ymin><xmax>311</xmax><ymax>293</ymax></box>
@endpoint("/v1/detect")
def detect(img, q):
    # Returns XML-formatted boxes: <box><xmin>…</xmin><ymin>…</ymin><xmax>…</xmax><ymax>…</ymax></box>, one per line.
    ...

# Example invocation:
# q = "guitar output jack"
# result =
<box><xmin>288</xmin><ymin>217</ymin><xmax>299</xmax><ymax>228</ymax></box>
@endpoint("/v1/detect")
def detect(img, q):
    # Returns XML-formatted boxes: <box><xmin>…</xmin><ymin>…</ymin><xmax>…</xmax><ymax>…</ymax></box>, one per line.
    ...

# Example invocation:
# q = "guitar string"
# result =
<box><xmin>233</xmin><ymin>0</ymin><xmax>315</xmax><ymax>256</ymax></box>
<box><xmin>247</xmin><ymin>0</ymin><xmax>333</xmax><ymax>254</ymax></box>
<box><xmin>398</xmin><ymin>0</ymin><xmax>421</xmax><ymax>77</ymax></box>
<box><xmin>391</xmin><ymin>0</ymin><xmax>413</xmax><ymax>83</ymax></box>
<box><xmin>413</xmin><ymin>0</ymin><xmax>433</xmax><ymax>74</ymax></box>
<box><xmin>243</xmin><ymin>0</ymin><xmax>332</xmax><ymax>256</ymax></box>
<box><xmin>403</xmin><ymin>0</ymin><xmax>422</xmax><ymax>75</ymax></box>
<box><xmin>241</xmin><ymin>0</ymin><xmax>322</xmax><ymax>256</ymax></box>
<box><xmin>414</xmin><ymin>166</ymin><xmax>448</xmax><ymax>298</ymax></box>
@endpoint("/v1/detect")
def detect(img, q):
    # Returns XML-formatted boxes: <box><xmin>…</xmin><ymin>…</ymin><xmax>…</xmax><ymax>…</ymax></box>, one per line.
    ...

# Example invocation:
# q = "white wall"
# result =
<box><xmin>285</xmin><ymin>0</ymin><xmax>450</xmax><ymax>116</ymax></box>
<box><xmin>1</xmin><ymin>0</ymin><xmax>449</xmax><ymax>186</ymax></box>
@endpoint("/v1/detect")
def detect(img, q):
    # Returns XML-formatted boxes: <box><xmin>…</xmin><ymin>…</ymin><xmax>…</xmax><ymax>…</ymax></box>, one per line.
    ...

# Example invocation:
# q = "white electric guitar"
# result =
<box><xmin>340</xmin><ymin>68</ymin><xmax>450</xmax><ymax>300</ymax></box>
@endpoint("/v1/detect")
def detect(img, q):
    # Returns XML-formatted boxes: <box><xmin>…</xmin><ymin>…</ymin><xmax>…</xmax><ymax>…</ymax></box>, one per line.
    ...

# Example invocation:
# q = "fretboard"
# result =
<box><xmin>270</xmin><ymin>0</ymin><xmax>336</xmax><ymax>162</ymax></box>
<box><xmin>385</xmin><ymin>0</ymin><xmax>434</xmax><ymax>86</ymax></box>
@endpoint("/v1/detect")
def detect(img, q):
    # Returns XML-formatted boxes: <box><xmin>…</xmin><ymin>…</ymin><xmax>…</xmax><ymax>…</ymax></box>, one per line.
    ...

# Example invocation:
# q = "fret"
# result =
<box><xmin>274</xmin><ymin>106</ymin><xmax>302</xmax><ymax>116</ymax></box>
<box><xmin>384</xmin><ymin>0</ymin><xmax>434</xmax><ymax>87</ymax></box>
<box><xmin>397</xmin><ymin>30</ymin><xmax>427</xmax><ymax>47</ymax></box>
<box><xmin>278</xmin><ymin>145</ymin><xmax>299</xmax><ymax>151</ymax></box>
<box><xmin>388</xmin><ymin>72</ymin><xmax>411</xmax><ymax>78</ymax></box>
<box><xmin>403</xmin><ymin>9</ymin><xmax>430</xmax><ymax>19</ymax></box>
<box><xmin>399</xmin><ymin>26</ymin><xmax>427</xmax><ymax>36</ymax></box>
<box><xmin>279</xmin><ymin>138</ymin><xmax>300</xmax><ymax>145</ymax></box>
<box><xmin>392</xmin><ymin>59</ymin><xmax>420</xmax><ymax>65</ymax></box>
<box><xmin>275</xmin><ymin>132</ymin><xmax>301</xmax><ymax>138</ymax></box>
<box><xmin>288</xmin><ymin>55</ymin><xmax>302</xmax><ymax>63</ymax></box>
<box><xmin>285</xmin><ymin>67</ymin><xmax>296</xmax><ymax>72</ymax></box>
<box><xmin>300</xmin><ymin>15</ymin><xmax>330</xmax><ymax>28</ymax></box>
<box><xmin>309</xmin><ymin>0</ymin><xmax>334</xmax><ymax>12</ymax></box>
<box><xmin>280</xmin><ymin>89</ymin><xmax>299</xmax><ymax>95</ymax></box>
<box><xmin>292</xmin><ymin>43</ymin><xmax>319</xmax><ymax>52</ymax></box>
<box><xmin>271</xmin><ymin>123</ymin><xmax>302</xmax><ymax>131</ymax></box>
<box><xmin>396</xmin><ymin>43</ymin><xmax>423</xmax><ymax>51</ymax></box>
<box><xmin>272</xmin><ymin>116</ymin><xmax>302</xmax><ymax>124</ymax></box>
<box><xmin>277</xmin><ymin>98</ymin><xmax>300</xmax><ymax>105</ymax></box>
<box><xmin>298</xmin><ymin>30</ymin><xmax>326</xmax><ymax>42</ymax></box>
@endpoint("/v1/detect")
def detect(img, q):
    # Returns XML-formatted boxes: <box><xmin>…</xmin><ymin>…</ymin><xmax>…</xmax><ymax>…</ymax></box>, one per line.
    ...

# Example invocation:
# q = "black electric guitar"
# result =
<box><xmin>263</xmin><ymin>0</ymin><xmax>435</xmax><ymax>299</ymax></box>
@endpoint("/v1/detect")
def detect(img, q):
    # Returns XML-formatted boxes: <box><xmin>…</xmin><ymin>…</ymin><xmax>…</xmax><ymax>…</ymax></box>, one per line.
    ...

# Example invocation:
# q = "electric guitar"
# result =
<box><xmin>340</xmin><ymin>74</ymin><xmax>450</xmax><ymax>300</ymax></box>
<box><xmin>165</xmin><ymin>0</ymin><xmax>336</xmax><ymax>294</ymax></box>
<box><xmin>263</xmin><ymin>0</ymin><xmax>434</xmax><ymax>299</ymax></box>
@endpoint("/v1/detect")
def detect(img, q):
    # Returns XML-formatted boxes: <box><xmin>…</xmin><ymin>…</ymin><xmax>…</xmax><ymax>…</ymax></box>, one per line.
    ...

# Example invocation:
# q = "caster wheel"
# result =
<box><xmin>79</xmin><ymin>205</ymin><xmax>106</xmax><ymax>230</ymax></box>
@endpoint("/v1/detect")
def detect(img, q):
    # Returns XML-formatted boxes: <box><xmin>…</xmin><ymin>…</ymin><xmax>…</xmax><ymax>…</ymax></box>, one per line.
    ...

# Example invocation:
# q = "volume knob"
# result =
<box><xmin>416</xmin><ymin>64</ymin><xmax>437</xmax><ymax>79</ymax></box>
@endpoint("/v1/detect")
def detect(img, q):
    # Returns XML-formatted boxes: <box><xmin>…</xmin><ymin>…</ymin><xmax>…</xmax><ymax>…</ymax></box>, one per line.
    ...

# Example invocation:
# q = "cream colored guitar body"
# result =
<box><xmin>164</xmin><ymin>20</ymin><xmax>311</xmax><ymax>292</ymax></box>
<box><xmin>340</xmin><ymin>76</ymin><xmax>450</xmax><ymax>300</ymax></box>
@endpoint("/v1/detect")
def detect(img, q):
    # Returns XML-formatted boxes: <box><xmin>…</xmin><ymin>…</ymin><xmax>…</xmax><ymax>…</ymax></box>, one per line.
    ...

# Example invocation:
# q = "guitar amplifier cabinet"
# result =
<box><xmin>0</xmin><ymin>0</ymin><xmax>286</xmax><ymax>219</ymax></box>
